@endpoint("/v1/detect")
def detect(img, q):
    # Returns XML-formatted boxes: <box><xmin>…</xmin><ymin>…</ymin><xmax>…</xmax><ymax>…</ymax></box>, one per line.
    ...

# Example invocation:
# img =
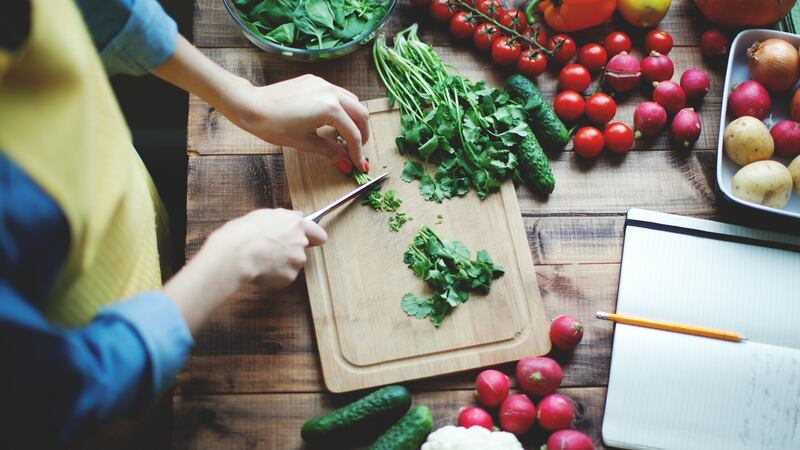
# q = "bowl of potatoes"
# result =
<box><xmin>718</xmin><ymin>29</ymin><xmax>800</xmax><ymax>220</ymax></box>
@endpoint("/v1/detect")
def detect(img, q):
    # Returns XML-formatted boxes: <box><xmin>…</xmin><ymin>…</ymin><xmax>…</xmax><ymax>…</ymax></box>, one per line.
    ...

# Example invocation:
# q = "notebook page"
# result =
<box><xmin>603</xmin><ymin>326</ymin><xmax>800</xmax><ymax>450</ymax></box>
<box><xmin>616</xmin><ymin>224</ymin><xmax>800</xmax><ymax>348</ymax></box>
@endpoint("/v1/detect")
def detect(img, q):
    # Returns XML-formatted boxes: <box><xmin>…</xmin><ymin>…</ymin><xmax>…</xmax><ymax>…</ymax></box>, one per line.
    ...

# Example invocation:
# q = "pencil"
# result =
<box><xmin>596</xmin><ymin>311</ymin><xmax>746</xmax><ymax>342</ymax></box>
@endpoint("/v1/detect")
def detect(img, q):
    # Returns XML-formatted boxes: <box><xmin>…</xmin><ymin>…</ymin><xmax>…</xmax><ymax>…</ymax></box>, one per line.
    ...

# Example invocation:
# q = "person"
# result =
<box><xmin>0</xmin><ymin>0</ymin><xmax>370</xmax><ymax>447</ymax></box>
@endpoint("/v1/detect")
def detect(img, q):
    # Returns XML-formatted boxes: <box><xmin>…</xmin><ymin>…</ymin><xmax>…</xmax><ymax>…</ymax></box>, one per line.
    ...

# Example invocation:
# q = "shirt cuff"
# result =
<box><xmin>99</xmin><ymin>0</ymin><xmax>178</xmax><ymax>76</ymax></box>
<box><xmin>96</xmin><ymin>291</ymin><xmax>193</xmax><ymax>395</ymax></box>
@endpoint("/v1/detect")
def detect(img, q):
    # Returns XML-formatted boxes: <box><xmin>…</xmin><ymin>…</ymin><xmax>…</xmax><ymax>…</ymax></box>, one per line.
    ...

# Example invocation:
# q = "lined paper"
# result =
<box><xmin>602</xmin><ymin>209</ymin><xmax>800</xmax><ymax>450</ymax></box>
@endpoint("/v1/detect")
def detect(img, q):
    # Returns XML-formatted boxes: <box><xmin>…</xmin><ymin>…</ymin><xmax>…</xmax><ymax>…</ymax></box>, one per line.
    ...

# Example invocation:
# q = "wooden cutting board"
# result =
<box><xmin>284</xmin><ymin>98</ymin><xmax>550</xmax><ymax>392</ymax></box>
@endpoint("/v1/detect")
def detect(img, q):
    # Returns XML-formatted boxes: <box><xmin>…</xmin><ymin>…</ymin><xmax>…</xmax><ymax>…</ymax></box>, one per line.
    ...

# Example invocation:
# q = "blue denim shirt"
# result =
<box><xmin>0</xmin><ymin>1</ymin><xmax>191</xmax><ymax>447</ymax></box>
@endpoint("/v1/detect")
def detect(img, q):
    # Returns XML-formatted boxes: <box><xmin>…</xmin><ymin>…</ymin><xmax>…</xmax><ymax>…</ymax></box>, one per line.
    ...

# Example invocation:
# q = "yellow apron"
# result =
<box><xmin>0</xmin><ymin>0</ymin><xmax>169</xmax><ymax>327</ymax></box>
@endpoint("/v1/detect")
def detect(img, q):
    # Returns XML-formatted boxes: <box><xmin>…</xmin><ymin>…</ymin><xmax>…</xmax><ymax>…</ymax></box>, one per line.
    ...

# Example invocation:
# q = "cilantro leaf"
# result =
<box><xmin>401</xmin><ymin>160</ymin><xmax>425</xmax><ymax>182</ymax></box>
<box><xmin>401</xmin><ymin>293</ymin><xmax>433</xmax><ymax>319</ymax></box>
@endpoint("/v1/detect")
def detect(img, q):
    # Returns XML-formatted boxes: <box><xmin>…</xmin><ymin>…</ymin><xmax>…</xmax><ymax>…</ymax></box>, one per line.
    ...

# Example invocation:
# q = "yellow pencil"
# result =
<box><xmin>596</xmin><ymin>311</ymin><xmax>746</xmax><ymax>342</ymax></box>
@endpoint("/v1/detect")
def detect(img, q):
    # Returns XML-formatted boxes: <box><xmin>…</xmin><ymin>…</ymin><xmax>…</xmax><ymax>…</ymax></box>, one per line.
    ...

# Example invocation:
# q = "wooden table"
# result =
<box><xmin>174</xmin><ymin>1</ymin><xmax>730</xmax><ymax>448</ymax></box>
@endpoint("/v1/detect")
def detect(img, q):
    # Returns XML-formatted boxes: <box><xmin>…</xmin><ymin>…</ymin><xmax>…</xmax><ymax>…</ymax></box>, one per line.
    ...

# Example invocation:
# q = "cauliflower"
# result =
<box><xmin>421</xmin><ymin>425</ymin><xmax>524</xmax><ymax>450</ymax></box>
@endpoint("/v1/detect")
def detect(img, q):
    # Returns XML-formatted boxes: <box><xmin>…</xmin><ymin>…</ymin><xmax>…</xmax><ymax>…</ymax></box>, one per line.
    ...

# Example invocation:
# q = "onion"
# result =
<box><xmin>747</xmin><ymin>39</ymin><xmax>800</xmax><ymax>92</ymax></box>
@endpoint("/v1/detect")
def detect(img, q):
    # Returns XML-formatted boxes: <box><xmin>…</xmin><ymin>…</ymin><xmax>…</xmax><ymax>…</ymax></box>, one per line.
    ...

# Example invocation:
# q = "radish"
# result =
<box><xmin>700</xmin><ymin>29</ymin><xmax>728</xmax><ymax>57</ymax></box>
<box><xmin>604</xmin><ymin>52</ymin><xmax>641</xmax><ymax>93</ymax></box>
<box><xmin>458</xmin><ymin>406</ymin><xmax>494</xmax><ymax>430</ymax></box>
<box><xmin>680</xmin><ymin>69</ymin><xmax>710</xmax><ymax>103</ymax></box>
<box><xmin>640</xmin><ymin>51</ymin><xmax>674</xmax><ymax>84</ymax></box>
<box><xmin>671</xmin><ymin>108</ymin><xmax>702</xmax><ymax>147</ymax></box>
<box><xmin>652</xmin><ymin>81</ymin><xmax>686</xmax><ymax>115</ymax></box>
<box><xmin>475</xmin><ymin>369</ymin><xmax>510</xmax><ymax>408</ymax></box>
<box><xmin>633</xmin><ymin>102</ymin><xmax>668</xmax><ymax>138</ymax></box>
<box><xmin>516</xmin><ymin>356</ymin><xmax>563</xmax><ymax>396</ymax></box>
<box><xmin>542</xmin><ymin>430</ymin><xmax>595</xmax><ymax>450</ymax></box>
<box><xmin>728</xmin><ymin>80</ymin><xmax>771</xmax><ymax>120</ymax></box>
<box><xmin>499</xmin><ymin>394</ymin><xmax>536</xmax><ymax>435</ymax></box>
<box><xmin>549</xmin><ymin>315</ymin><xmax>584</xmax><ymax>350</ymax></box>
<box><xmin>770</xmin><ymin>120</ymin><xmax>800</xmax><ymax>157</ymax></box>
<box><xmin>537</xmin><ymin>393</ymin><xmax>575</xmax><ymax>431</ymax></box>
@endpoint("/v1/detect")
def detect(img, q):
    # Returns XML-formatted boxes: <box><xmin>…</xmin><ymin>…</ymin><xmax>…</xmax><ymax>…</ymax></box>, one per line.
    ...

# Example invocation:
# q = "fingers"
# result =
<box><xmin>338</xmin><ymin>94</ymin><xmax>370</xmax><ymax>146</ymax></box>
<box><xmin>302</xmin><ymin>219</ymin><xmax>328</xmax><ymax>247</ymax></box>
<box><xmin>328</xmin><ymin>107</ymin><xmax>367</xmax><ymax>172</ymax></box>
<box><xmin>300</xmin><ymin>134</ymin><xmax>349</xmax><ymax>162</ymax></box>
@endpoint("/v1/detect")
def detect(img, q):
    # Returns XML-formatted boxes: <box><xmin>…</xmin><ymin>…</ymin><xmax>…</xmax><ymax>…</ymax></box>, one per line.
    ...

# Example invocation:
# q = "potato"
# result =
<box><xmin>723</xmin><ymin>116</ymin><xmax>774</xmax><ymax>166</ymax></box>
<box><xmin>789</xmin><ymin>155</ymin><xmax>800</xmax><ymax>195</ymax></box>
<box><xmin>731</xmin><ymin>160</ymin><xmax>793</xmax><ymax>208</ymax></box>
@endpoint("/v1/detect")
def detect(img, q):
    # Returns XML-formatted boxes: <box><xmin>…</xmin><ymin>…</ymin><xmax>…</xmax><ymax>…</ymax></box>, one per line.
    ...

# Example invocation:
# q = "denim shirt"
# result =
<box><xmin>0</xmin><ymin>1</ymin><xmax>191</xmax><ymax>447</ymax></box>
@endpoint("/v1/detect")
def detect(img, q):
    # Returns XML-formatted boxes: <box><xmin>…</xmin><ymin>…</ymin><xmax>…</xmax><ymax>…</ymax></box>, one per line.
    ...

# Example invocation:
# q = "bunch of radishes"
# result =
<box><xmin>456</xmin><ymin>315</ymin><xmax>594</xmax><ymax>450</ymax></box>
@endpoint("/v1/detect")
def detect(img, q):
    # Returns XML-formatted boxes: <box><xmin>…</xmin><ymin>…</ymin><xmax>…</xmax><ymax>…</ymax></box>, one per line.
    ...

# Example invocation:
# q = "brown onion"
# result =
<box><xmin>747</xmin><ymin>39</ymin><xmax>800</xmax><ymax>92</ymax></box>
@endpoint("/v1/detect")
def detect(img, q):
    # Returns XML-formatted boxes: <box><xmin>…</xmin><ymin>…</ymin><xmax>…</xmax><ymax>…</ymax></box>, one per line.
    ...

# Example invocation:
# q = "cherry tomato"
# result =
<box><xmin>553</xmin><ymin>90</ymin><xmax>585</xmax><ymax>122</ymax></box>
<box><xmin>558</xmin><ymin>64</ymin><xmax>591</xmax><ymax>92</ymax></box>
<box><xmin>578</xmin><ymin>43</ymin><xmax>608</xmax><ymax>73</ymax></box>
<box><xmin>449</xmin><ymin>12</ymin><xmax>477</xmax><ymax>39</ymax></box>
<box><xmin>585</xmin><ymin>92</ymin><xmax>617</xmax><ymax>124</ymax></box>
<box><xmin>473</xmin><ymin>23</ymin><xmax>498</xmax><ymax>51</ymax></box>
<box><xmin>499</xmin><ymin>8</ymin><xmax>528</xmax><ymax>32</ymax></box>
<box><xmin>429</xmin><ymin>0</ymin><xmax>455</xmax><ymax>23</ymax></box>
<box><xmin>547</xmin><ymin>34</ymin><xmax>577</xmax><ymax>65</ymax></box>
<box><xmin>603</xmin><ymin>122</ymin><xmax>634</xmax><ymax>154</ymax></box>
<box><xmin>492</xmin><ymin>37</ymin><xmax>522</xmax><ymax>66</ymax></box>
<box><xmin>476</xmin><ymin>0</ymin><xmax>505</xmax><ymax>20</ymax></box>
<box><xmin>517</xmin><ymin>50</ymin><xmax>548</xmax><ymax>78</ymax></box>
<box><xmin>410</xmin><ymin>0</ymin><xmax>431</xmax><ymax>8</ymax></box>
<box><xmin>604</xmin><ymin>31</ymin><xmax>632</xmax><ymax>57</ymax></box>
<box><xmin>573</xmin><ymin>127</ymin><xmax>605</xmax><ymax>158</ymax></box>
<box><xmin>644</xmin><ymin>29</ymin><xmax>673</xmax><ymax>55</ymax></box>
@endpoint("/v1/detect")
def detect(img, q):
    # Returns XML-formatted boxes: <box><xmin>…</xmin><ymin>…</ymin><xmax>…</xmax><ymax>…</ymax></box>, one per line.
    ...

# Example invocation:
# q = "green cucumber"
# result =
<box><xmin>301</xmin><ymin>385</ymin><xmax>411</xmax><ymax>444</ymax></box>
<box><xmin>519</xmin><ymin>133</ymin><xmax>555</xmax><ymax>194</ymax></box>
<box><xmin>368</xmin><ymin>405</ymin><xmax>433</xmax><ymax>450</ymax></box>
<box><xmin>505</xmin><ymin>73</ymin><xmax>569</xmax><ymax>152</ymax></box>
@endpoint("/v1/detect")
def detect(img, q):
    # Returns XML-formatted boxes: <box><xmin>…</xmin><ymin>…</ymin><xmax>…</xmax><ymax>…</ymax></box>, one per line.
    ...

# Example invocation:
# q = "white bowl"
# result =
<box><xmin>717</xmin><ymin>29</ymin><xmax>800</xmax><ymax>220</ymax></box>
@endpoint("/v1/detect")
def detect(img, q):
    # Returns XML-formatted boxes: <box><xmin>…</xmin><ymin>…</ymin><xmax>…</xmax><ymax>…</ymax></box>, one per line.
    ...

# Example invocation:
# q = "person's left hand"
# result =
<box><xmin>222</xmin><ymin>75</ymin><xmax>370</xmax><ymax>172</ymax></box>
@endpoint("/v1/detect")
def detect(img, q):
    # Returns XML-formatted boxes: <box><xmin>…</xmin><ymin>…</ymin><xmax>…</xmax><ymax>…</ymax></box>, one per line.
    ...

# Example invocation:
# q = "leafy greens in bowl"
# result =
<box><xmin>224</xmin><ymin>0</ymin><xmax>396</xmax><ymax>60</ymax></box>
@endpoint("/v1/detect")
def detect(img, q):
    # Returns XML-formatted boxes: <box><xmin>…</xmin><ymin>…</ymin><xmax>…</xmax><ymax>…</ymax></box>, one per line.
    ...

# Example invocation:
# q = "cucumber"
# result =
<box><xmin>368</xmin><ymin>405</ymin><xmax>433</xmax><ymax>450</ymax></box>
<box><xmin>519</xmin><ymin>133</ymin><xmax>555</xmax><ymax>194</ymax></box>
<box><xmin>301</xmin><ymin>385</ymin><xmax>411</xmax><ymax>444</ymax></box>
<box><xmin>505</xmin><ymin>74</ymin><xmax>569</xmax><ymax>152</ymax></box>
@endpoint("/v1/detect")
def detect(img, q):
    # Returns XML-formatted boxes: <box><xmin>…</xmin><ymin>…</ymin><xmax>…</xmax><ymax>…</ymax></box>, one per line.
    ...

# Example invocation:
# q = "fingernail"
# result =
<box><xmin>363</xmin><ymin>160</ymin><xmax>370</xmax><ymax>172</ymax></box>
<box><xmin>336</xmin><ymin>159</ymin><xmax>353</xmax><ymax>175</ymax></box>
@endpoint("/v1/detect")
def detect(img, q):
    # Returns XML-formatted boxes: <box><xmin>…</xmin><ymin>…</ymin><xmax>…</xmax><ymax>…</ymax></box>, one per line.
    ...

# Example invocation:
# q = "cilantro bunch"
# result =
<box><xmin>373</xmin><ymin>24</ymin><xmax>551</xmax><ymax>201</ymax></box>
<box><xmin>401</xmin><ymin>225</ymin><xmax>504</xmax><ymax>327</ymax></box>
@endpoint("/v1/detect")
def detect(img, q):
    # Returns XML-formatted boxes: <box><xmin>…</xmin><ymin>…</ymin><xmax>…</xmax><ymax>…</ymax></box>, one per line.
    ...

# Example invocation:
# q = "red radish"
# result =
<box><xmin>499</xmin><ymin>394</ymin><xmax>536</xmax><ymax>435</ymax></box>
<box><xmin>700</xmin><ymin>29</ymin><xmax>728</xmax><ymax>57</ymax></box>
<box><xmin>770</xmin><ymin>120</ymin><xmax>800</xmax><ymax>157</ymax></box>
<box><xmin>549</xmin><ymin>315</ymin><xmax>584</xmax><ymax>350</ymax></box>
<box><xmin>671</xmin><ymin>108</ymin><xmax>702</xmax><ymax>147</ymax></box>
<box><xmin>652</xmin><ymin>80</ymin><xmax>686</xmax><ymax>115</ymax></box>
<box><xmin>633</xmin><ymin>102</ymin><xmax>668</xmax><ymax>138</ymax></box>
<box><xmin>543</xmin><ymin>430</ymin><xmax>595</xmax><ymax>450</ymax></box>
<box><xmin>516</xmin><ymin>356</ymin><xmax>563</xmax><ymax>396</ymax></box>
<box><xmin>680</xmin><ymin>69</ymin><xmax>710</xmax><ymax>103</ymax></box>
<box><xmin>728</xmin><ymin>80</ymin><xmax>771</xmax><ymax>119</ymax></box>
<box><xmin>604</xmin><ymin>52</ymin><xmax>641</xmax><ymax>92</ymax></box>
<box><xmin>537</xmin><ymin>393</ymin><xmax>575</xmax><ymax>431</ymax></box>
<box><xmin>641</xmin><ymin>51</ymin><xmax>674</xmax><ymax>84</ymax></box>
<box><xmin>475</xmin><ymin>369</ymin><xmax>510</xmax><ymax>407</ymax></box>
<box><xmin>458</xmin><ymin>406</ymin><xmax>494</xmax><ymax>430</ymax></box>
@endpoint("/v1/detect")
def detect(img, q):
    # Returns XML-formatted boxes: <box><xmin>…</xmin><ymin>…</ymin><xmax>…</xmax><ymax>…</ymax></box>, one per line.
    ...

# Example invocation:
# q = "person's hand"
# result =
<box><xmin>204</xmin><ymin>208</ymin><xmax>327</xmax><ymax>289</ymax></box>
<box><xmin>164</xmin><ymin>209</ymin><xmax>327</xmax><ymax>334</ymax></box>
<box><xmin>225</xmin><ymin>75</ymin><xmax>370</xmax><ymax>172</ymax></box>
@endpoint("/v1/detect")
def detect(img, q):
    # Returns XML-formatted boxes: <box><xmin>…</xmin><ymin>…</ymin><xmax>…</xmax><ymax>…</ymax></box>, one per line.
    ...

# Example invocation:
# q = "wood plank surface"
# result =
<box><xmin>174</xmin><ymin>387</ymin><xmax>609</xmax><ymax>449</ymax></box>
<box><xmin>187</xmin><ymin>46</ymin><xmax>724</xmax><ymax>154</ymax></box>
<box><xmin>193</xmin><ymin>0</ymin><xmax>713</xmax><ymax>49</ymax></box>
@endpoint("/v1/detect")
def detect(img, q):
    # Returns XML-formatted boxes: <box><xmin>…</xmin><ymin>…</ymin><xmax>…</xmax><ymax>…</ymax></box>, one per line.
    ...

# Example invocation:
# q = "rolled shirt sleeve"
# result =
<box><xmin>76</xmin><ymin>0</ymin><xmax>178</xmax><ymax>76</ymax></box>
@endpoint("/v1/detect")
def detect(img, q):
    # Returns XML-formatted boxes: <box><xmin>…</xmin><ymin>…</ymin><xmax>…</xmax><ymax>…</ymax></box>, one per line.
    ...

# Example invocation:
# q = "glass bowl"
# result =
<box><xmin>222</xmin><ymin>0</ymin><xmax>398</xmax><ymax>61</ymax></box>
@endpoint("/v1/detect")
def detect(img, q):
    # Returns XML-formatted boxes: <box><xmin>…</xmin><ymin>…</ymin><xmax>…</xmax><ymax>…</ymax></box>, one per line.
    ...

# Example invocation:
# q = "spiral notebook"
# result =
<box><xmin>602</xmin><ymin>209</ymin><xmax>800</xmax><ymax>450</ymax></box>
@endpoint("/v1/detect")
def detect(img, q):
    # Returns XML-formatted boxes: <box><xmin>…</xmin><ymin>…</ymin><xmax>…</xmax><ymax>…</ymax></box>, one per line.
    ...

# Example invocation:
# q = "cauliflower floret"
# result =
<box><xmin>421</xmin><ymin>425</ymin><xmax>524</xmax><ymax>450</ymax></box>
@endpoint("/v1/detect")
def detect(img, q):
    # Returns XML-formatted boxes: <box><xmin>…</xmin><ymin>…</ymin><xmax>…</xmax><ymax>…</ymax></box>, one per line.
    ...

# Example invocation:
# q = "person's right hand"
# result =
<box><xmin>204</xmin><ymin>208</ymin><xmax>327</xmax><ymax>289</ymax></box>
